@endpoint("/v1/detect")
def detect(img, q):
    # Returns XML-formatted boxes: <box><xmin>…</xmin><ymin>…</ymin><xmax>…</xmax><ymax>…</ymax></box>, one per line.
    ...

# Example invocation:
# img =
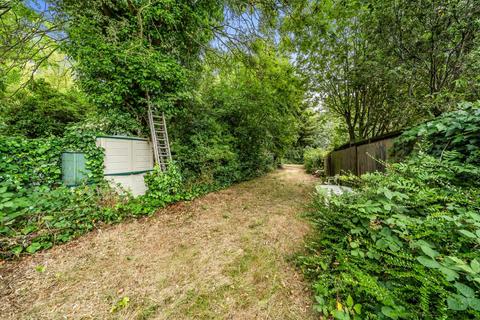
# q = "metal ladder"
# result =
<box><xmin>147</xmin><ymin>99</ymin><xmax>172</xmax><ymax>171</ymax></box>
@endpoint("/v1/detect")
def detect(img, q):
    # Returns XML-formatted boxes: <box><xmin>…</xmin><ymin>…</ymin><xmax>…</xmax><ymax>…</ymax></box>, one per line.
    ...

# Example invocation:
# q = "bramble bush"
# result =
<box><xmin>298</xmin><ymin>103</ymin><xmax>480</xmax><ymax>319</ymax></box>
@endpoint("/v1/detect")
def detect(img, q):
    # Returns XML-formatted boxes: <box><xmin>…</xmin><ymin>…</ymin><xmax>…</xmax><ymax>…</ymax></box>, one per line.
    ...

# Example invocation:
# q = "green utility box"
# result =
<box><xmin>61</xmin><ymin>152</ymin><xmax>90</xmax><ymax>186</ymax></box>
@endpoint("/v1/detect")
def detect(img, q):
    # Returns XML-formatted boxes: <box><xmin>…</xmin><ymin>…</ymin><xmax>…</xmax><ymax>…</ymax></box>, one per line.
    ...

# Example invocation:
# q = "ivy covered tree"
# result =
<box><xmin>54</xmin><ymin>0</ymin><xmax>224</xmax><ymax>120</ymax></box>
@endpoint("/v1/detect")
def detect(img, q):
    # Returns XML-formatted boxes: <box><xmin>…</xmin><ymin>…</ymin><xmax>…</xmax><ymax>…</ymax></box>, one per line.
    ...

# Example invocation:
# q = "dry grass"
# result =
<box><xmin>0</xmin><ymin>165</ymin><xmax>318</xmax><ymax>319</ymax></box>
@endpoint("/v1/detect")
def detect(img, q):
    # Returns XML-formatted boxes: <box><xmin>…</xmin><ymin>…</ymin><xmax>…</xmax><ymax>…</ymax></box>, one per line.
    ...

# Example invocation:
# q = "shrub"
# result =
<box><xmin>0</xmin><ymin>181</ymin><xmax>129</xmax><ymax>258</ymax></box>
<box><xmin>304</xmin><ymin>148</ymin><xmax>327</xmax><ymax>174</ymax></box>
<box><xmin>299</xmin><ymin>104</ymin><xmax>480</xmax><ymax>319</ymax></box>
<box><xmin>284</xmin><ymin>146</ymin><xmax>305</xmax><ymax>164</ymax></box>
<box><xmin>0</xmin><ymin>80</ymin><xmax>92</xmax><ymax>138</ymax></box>
<box><xmin>394</xmin><ymin>101</ymin><xmax>480</xmax><ymax>164</ymax></box>
<box><xmin>298</xmin><ymin>152</ymin><xmax>480</xmax><ymax>319</ymax></box>
<box><xmin>140</xmin><ymin>163</ymin><xmax>187</xmax><ymax>211</ymax></box>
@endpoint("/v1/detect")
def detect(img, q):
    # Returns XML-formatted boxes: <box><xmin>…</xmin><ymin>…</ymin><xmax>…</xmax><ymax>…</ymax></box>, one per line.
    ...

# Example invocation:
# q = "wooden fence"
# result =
<box><xmin>325</xmin><ymin>131</ymin><xmax>402</xmax><ymax>176</ymax></box>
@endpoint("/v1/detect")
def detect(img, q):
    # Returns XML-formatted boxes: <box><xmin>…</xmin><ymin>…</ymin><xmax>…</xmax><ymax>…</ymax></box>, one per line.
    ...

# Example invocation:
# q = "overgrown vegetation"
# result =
<box><xmin>1</xmin><ymin>1</ymin><xmax>480</xmax><ymax>319</ymax></box>
<box><xmin>0</xmin><ymin>1</ymin><xmax>306</xmax><ymax>258</ymax></box>
<box><xmin>303</xmin><ymin>148</ymin><xmax>328</xmax><ymax>175</ymax></box>
<box><xmin>298</xmin><ymin>104</ymin><xmax>480</xmax><ymax>319</ymax></box>
<box><xmin>0</xmin><ymin>160</ymin><xmax>195</xmax><ymax>258</ymax></box>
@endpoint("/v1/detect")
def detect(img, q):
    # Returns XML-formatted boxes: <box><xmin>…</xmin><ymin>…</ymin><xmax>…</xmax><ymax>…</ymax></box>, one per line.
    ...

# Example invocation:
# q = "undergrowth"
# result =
<box><xmin>299</xmin><ymin>103</ymin><xmax>480</xmax><ymax>319</ymax></box>
<box><xmin>0</xmin><ymin>162</ymin><xmax>198</xmax><ymax>259</ymax></box>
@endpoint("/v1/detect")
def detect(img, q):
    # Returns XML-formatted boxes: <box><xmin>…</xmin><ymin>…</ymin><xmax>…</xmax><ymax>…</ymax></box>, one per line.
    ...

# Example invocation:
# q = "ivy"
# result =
<box><xmin>0</xmin><ymin>127</ymin><xmax>104</xmax><ymax>189</ymax></box>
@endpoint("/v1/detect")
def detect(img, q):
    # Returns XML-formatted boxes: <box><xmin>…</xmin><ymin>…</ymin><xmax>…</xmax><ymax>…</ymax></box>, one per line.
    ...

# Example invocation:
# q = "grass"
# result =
<box><xmin>0</xmin><ymin>165</ymin><xmax>317</xmax><ymax>320</ymax></box>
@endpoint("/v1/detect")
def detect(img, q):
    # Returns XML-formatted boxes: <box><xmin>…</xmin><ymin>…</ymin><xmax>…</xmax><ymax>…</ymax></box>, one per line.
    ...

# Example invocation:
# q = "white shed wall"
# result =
<box><xmin>96</xmin><ymin>136</ymin><xmax>154</xmax><ymax>196</ymax></box>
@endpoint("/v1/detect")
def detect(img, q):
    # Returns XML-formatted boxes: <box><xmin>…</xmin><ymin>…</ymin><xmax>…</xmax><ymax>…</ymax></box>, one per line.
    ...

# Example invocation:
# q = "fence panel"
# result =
<box><xmin>326</xmin><ymin>132</ymin><xmax>400</xmax><ymax>177</ymax></box>
<box><xmin>329</xmin><ymin>146</ymin><xmax>357</xmax><ymax>175</ymax></box>
<box><xmin>356</xmin><ymin>138</ymin><xmax>394</xmax><ymax>175</ymax></box>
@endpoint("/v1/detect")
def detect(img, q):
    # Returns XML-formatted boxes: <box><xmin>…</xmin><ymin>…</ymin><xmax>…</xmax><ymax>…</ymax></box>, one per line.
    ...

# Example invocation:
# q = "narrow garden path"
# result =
<box><xmin>1</xmin><ymin>165</ymin><xmax>317</xmax><ymax>320</ymax></box>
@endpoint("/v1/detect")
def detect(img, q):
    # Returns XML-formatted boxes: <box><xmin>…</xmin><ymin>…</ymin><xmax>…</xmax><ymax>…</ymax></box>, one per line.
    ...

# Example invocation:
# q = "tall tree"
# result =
<box><xmin>53</xmin><ymin>0</ymin><xmax>224</xmax><ymax>121</ymax></box>
<box><xmin>281</xmin><ymin>0</ymin><xmax>480</xmax><ymax>143</ymax></box>
<box><xmin>374</xmin><ymin>0</ymin><xmax>480</xmax><ymax>115</ymax></box>
<box><xmin>201</xmin><ymin>40</ymin><xmax>305</xmax><ymax>174</ymax></box>
<box><xmin>0</xmin><ymin>0</ymin><xmax>66</xmax><ymax>94</ymax></box>
<box><xmin>282</xmin><ymin>1</ymin><xmax>417</xmax><ymax>142</ymax></box>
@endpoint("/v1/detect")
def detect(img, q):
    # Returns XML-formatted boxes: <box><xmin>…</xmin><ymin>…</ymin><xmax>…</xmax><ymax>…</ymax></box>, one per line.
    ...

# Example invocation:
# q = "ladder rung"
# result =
<box><xmin>148</xmin><ymin>106</ymin><xmax>171</xmax><ymax>168</ymax></box>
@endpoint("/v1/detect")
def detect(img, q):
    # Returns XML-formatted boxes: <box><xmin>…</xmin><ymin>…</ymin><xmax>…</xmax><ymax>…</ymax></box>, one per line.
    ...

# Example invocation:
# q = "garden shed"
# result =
<box><xmin>96</xmin><ymin>136</ymin><xmax>154</xmax><ymax>196</ymax></box>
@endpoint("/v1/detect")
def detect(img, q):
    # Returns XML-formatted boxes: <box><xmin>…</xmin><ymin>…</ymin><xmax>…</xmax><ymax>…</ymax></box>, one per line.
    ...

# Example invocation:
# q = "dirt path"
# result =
<box><xmin>1</xmin><ymin>165</ymin><xmax>317</xmax><ymax>319</ymax></box>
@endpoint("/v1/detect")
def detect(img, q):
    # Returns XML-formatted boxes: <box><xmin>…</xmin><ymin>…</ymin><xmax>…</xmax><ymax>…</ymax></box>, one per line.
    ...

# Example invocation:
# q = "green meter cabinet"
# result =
<box><xmin>61</xmin><ymin>152</ymin><xmax>90</xmax><ymax>186</ymax></box>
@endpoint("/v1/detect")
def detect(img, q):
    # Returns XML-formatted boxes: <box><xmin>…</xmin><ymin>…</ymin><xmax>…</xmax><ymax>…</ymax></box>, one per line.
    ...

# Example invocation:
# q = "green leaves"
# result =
<box><xmin>417</xmin><ymin>256</ymin><xmax>441</xmax><ymax>269</ymax></box>
<box><xmin>420</xmin><ymin>244</ymin><xmax>440</xmax><ymax>259</ymax></box>
<box><xmin>299</xmin><ymin>130</ymin><xmax>480</xmax><ymax>318</ymax></box>
<box><xmin>26</xmin><ymin>242</ymin><xmax>42</xmax><ymax>254</ymax></box>
<box><xmin>110</xmin><ymin>296</ymin><xmax>130</xmax><ymax>313</ymax></box>
<box><xmin>381</xmin><ymin>305</ymin><xmax>407</xmax><ymax>319</ymax></box>
<box><xmin>447</xmin><ymin>282</ymin><xmax>480</xmax><ymax>311</ymax></box>
<box><xmin>62</xmin><ymin>0</ymin><xmax>223</xmax><ymax>119</ymax></box>
<box><xmin>394</xmin><ymin>102</ymin><xmax>480</xmax><ymax>166</ymax></box>
<box><xmin>454</xmin><ymin>282</ymin><xmax>475</xmax><ymax>298</ymax></box>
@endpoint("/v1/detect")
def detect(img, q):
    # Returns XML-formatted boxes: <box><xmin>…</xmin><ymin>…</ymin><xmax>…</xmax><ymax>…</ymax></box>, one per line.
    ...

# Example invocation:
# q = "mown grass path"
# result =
<box><xmin>1</xmin><ymin>165</ymin><xmax>317</xmax><ymax>319</ymax></box>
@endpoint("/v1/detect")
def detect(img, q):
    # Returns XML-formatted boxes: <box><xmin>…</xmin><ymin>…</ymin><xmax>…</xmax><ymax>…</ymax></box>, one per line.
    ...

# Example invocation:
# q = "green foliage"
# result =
<box><xmin>0</xmin><ymin>105</ymin><xmax>145</xmax><ymax>190</ymax></box>
<box><xmin>71</xmin><ymin>109</ymin><xmax>144</xmax><ymax>137</ymax></box>
<box><xmin>0</xmin><ymin>124</ymin><xmax>106</xmax><ymax>189</ymax></box>
<box><xmin>169</xmin><ymin>100</ymin><xmax>242</xmax><ymax>187</ymax></box>
<box><xmin>299</xmin><ymin>108</ymin><xmax>480</xmax><ymax>318</ymax></box>
<box><xmin>144</xmin><ymin>164</ymin><xmax>184</xmax><ymax>204</ymax></box>
<box><xmin>0</xmin><ymin>137</ymin><xmax>63</xmax><ymax>188</ymax></box>
<box><xmin>198</xmin><ymin>42</ymin><xmax>304</xmax><ymax>179</ymax></box>
<box><xmin>281</xmin><ymin>0</ymin><xmax>480</xmax><ymax>143</ymax></box>
<box><xmin>127</xmin><ymin>163</ymin><xmax>189</xmax><ymax>215</ymax></box>
<box><xmin>58</xmin><ymin>0</ymin><xmax>223</xmax><ymax>117</ymax></box>
<box><xmin>0</xmin><ymin>162</ymin><xmax>195</xmax><ymax>258</ymax></box>
<box><xmin>304</xmin><ymin>148</ymin><xmax>328</xmax><ymax>175</ymax></box>
<box><xmin>300</xmin><ymin>152</ymin><xmax>480</xmax><ymax>319</ymax></box>
<box><xmin>284</xmin><ymin>108</ymin><xmax>332</xmax><ymax>164</ymax></box>
<box><xmin>0</xmin><ymin>80</ymin><xmax>91</xmax><ymax>138</ymax></box>
<box><xmin>0</xmin><ymin>182</ymin><xmax>131</xmax><ymax>258</ymax></box>
<box><xmin>394</xmin><ymin>101</ymin><xmax>480</xmax><ymax>165</ymax></box>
